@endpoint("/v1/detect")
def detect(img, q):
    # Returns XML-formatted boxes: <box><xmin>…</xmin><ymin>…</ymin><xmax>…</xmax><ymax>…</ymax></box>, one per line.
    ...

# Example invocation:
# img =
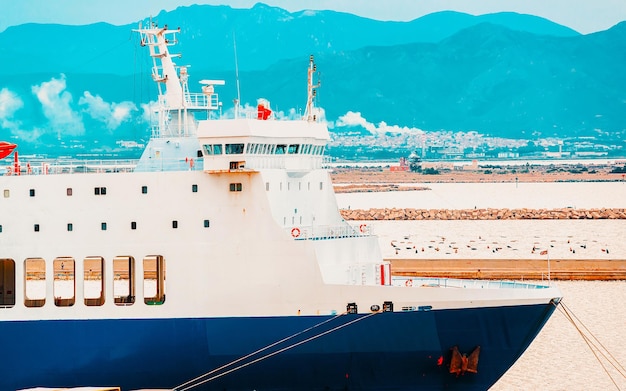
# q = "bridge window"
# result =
<box><xmin>225</xmin><ymin>143</ymin><xmax>245</xmax><ymax>154</ymax></box>
<box><xmin>203</xmin><ymin>144</ymin><xmax>223</xmax><ymax>155</ymax></box>
<box><xmin>54</xmin><ymin>257</ymin><xmax>75</xmax><ymax>307</ymax></box>
<box><xmin>0</xmin><ymin>259</ymin><xmax>15</xmax><ymax>308</ymax></box>
<box><xmin>144</xmin><ymin>255</ymin><xmax>166</xmax><ymax>305</ymax></box>
<box><xmin>114</xmin><ymin>256</ymin><xmax>135</xmax><ymax>305</ymax></box>
<box><xmin>25</xmin><ymin>258</ymin><xmax>46</xmax><ymax>308</ymax></box>
<box><xmin>288</xmin><ymin>144</ymin><xmax>300</xmax><ymax>154</ymax></box>
<box><xmin>84</xmin><ymin>257</ymin><xmax>104</xmax><ymax>306</ymax></box>
<box><xmin>275</xmin><ymin>144</ymin><xmax>286</xmax><ymax>154</ymax></box>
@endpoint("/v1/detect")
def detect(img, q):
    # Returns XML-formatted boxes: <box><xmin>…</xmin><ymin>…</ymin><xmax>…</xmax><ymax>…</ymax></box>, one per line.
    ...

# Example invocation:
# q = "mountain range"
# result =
<box><xmin>0</xmin><ymin>3</ymin><xmax>624</xmax><ymax>156</ymax></box>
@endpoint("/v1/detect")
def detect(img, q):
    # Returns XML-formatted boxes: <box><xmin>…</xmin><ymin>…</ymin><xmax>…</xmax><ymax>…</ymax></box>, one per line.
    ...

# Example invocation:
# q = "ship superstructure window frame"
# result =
<box><xmin>192</xmin><ymin>184</ymin><xmax>198</xmax><ymax>193</ymax></box>
<box><xmin>141</xmin><ymin>186</ymin><xmax>148</xmax><ymax>194</ymax></box>
<box><xmin>143</xmin><ymin>255</ymin><xmax>166</xmax><ymax>305</ymax></box>
<box><xmin>94</xmin><ymin>187</ymin><xmax>107</xmax><ymax>195</ymax></box>
<box><xmin>3</xmin><ymin>189</ymin><xmax>9</xmax><ymax>198</ymax></box>
<box><xmin>29</xmin><ymin>189</ymin><xmax>35</xmax><ymax>197</ymax></box>
<box><xmin>101</xmin><ymin>222</ymin><xmax>107</xmax><ymax>231</ymax></box>
<box><xmin>113</xmin><ymin>256</ymin><xmax>135</xmax><ymax>306</ymax></box>
<box><xmin>276</xmin><ymin>144</ymin><xmax>286</xmax><ymax>154</ymax></box>
<box><xmin>24</xmin><ymin>258</ymin><xmax>46</xmax><ymax>308</ymax></box>
<box><xmin>53</xmin><ymin>257</ymin><xmax>75</xmax><ymax>307</ymax></box>
<box><xmin>172</xmin><ymin>220</ymin><xmax>178</xmax><ymax>229</ymax></box>
<box><xmin>225</xmin><ymin>143</ymin><xmax>245</xmax><ymax>154</ymax></box>
<box><xmin>288</xmin><ymin>144</ymin><xmax>300</xmax><ymax>154</ymax></box>
<box><xmin>204</xmin><ymin>219</ymin><xmax>210</xmax><ymax>228</ymax></box>
<box><xmin>131</xmin><ymin>221</ymin><xmax>137</xmax><ymax>230</ymax></box>
<box><xmin>84</xmin><ymin>256</ymin><xmax>105</xmax><ymax>306</ymax></box>
<box><xmin>203</xmin><ymin>144</ymin><xmax>223</xmax><ymax>155</ymax></box>
<box><xmin>229</xmin><ymin>183</ymin><xmax>242</xmax><ymax>192</ymax></box>
<box><xmin>66</xmin><ymin>188</ymin><xmax>73</xmax><ymax>196</ymax></box>
<box><xmin>67</xmin><ymin>223</ymin><xmax>73</xmax><ymax>232</ymax></box>
<box><xmin>34</xmin><ymin>224</ymin><xmax>40</xmax><ymax>232</ymax></box>
<box><xmin>0</xmin><ymin>258</ymin><xmax>16</xmax><ymax>308</ymax></box>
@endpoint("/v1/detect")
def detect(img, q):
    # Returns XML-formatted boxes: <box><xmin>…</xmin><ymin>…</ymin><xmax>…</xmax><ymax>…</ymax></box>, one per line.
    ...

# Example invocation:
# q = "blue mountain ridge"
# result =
<box><xmin>0</xmin><ymin>3</ymin><xmax>624</xmax><ymax>157</ymax></box>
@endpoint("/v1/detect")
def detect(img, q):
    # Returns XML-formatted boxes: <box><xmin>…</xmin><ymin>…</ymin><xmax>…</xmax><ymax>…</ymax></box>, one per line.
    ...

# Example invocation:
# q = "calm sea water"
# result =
<box><xmin>339</xmin><ymin>182</ymin><xmax>626</xmax><ymax>390</ymax></box>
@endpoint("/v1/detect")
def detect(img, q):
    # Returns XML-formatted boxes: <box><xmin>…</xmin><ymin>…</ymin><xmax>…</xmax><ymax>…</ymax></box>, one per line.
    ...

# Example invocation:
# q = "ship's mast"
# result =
<box><xmin>135</xmin><ymin>21</ymin><xmax>223</xmax><ymax>138</ymax></box>
<box><xmin>304</xmin><ymin>55</ymin><xmax>320</xmax><ymax>122</ymax></box>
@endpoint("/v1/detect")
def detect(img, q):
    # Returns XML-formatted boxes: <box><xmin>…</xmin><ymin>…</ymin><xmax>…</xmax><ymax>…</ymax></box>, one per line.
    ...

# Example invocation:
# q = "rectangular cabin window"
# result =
<box><xmin>101</xmin><ymin>222</ymin><xmax>107</xmax><ymax>231</ymax></box>
<box><xmin>34</xmin><ymin>224</ymin><xmax>40</xmax><ymax>232</ymax></box>
<box><xmin>67</xmin><ymin>223</ymin><xmax>73</xmax><ymax>232</ymax></box>
<box><xmin>84</xmin><ymin>257</ymin><xmax>104</xmax><ymax>306</ymax></box>
<box><xmin>204</xmin><ymin>219</ymin><xmax>210</xmax><ymax>228</ymax></box>
<box><xmin>275</xmin><ymin>144</ymin><xmax>286</xmax><ymax>154</ymax></box>
<box><xmin>131</xmin><ymin>221</ymin><xmax>137</xmax><ymax>230</ymax></box>
<box><xmin>54</xmin><ymin>258</ymin><xmax>75</xmax><ymax>307</ymax></box>
<box><xmin>114</xmin><ymin>256</ymin><xmax>135</xmax><ymax>305</ymax></box>
<box><xmin>66</xmin><ymin>188</ymin><xmax>72</xmax><ymax>196</ymax></box>
<box><xmin>3</xmin><ymin>189</ymin><xmax>8</xmax><ymax>198</ymax></box>
<box><xmin>29</xmin><ymin>189</ymin><xmax>35</xmax><ymax>197</ymax></box>
<box><xmin>141</xmin><ymin>186</ymin><xmax>148</xmax><ymax>194</ymax></box>
<box><xmin>320</xmin><ymin>182</ymin><xmax>323</xmax><ymax>190</ymax></box>
<box><xmin>0</xmin><ymin>258</ymin><xmax>16</xmax><ymax>307</ymax></box>
<box><xmin>288</xmin><ymin>144</ymin><xmax>300</xmax><ymax>154</ymax></box>
<box><xmin>225</xmin><ymin>143</ymin><xmax>245</xmax><ymax>154</ymax></box>
<box><xmin>94</xmin><ymin>187</ymin><xmax>107</xmax><ymax>195</ymax></box>
<box><xmin>229</xmin><ymin>183</ymin><xmax>242</xmax><ymax>192</ymax></box>
<box><xmin>0</xmin><ymin>225</ymin><xmax>2</xmax><ymax>233</ymax></box>
<box><xmin>144</xmin><ymin>255</ymin><xmax>166</xmax><ymax>305</ymax></box>
<box><xmin>266</xmin><ymin>182</ymin><xmax>270</xmax><ymax>191</ymax></box>
<box><xmin>192</xmin><ymin>184</ymin><xmax>198</xmax><ymax>193</ymax></box>
<box><xmin>203</xmin><ymin>144</ymin><xmax>223</xmax><ymax>155</ymax></box>
<box><xmin>24</xmin><ymin>258</ymin><xmax>46</xmax><ymax>307</ymax></box>
<box><xmin>172</xmin><ymin>220</ymin><xmax>178</xmax><ymax>229</ymax></box>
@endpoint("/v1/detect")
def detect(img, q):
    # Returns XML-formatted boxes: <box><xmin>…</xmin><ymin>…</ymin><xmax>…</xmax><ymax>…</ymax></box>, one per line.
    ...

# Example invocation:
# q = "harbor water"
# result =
<box><xmin>337</xmin><ymin>181</ymin><xmax>626</xmax><ymax>390</ymax></box>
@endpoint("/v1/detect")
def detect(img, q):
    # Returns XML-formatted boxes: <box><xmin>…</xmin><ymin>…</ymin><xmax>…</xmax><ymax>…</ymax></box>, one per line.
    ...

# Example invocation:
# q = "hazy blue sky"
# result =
<box><xmin>1</xmin><ymin>0</ymin><xmax>626</xmax><ymax>34</ymax></box>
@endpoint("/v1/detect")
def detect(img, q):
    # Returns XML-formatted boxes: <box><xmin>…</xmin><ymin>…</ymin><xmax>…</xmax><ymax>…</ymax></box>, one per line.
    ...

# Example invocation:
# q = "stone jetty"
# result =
<box><xmin>340</xmin><ymin>207</ymin><xmax>626</xmax><ymax>221</ymax></box>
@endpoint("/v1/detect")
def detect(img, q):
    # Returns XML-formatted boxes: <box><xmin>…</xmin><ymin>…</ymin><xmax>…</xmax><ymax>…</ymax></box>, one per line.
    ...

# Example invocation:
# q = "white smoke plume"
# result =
<box><xmin>335</xmin><ymin>111</ymin><xmax>424</xmax><ymax>136</ymax></box>
<box><xmin>0</xmin><ymin>88</ymin><xmax>23</xmax><ymax>130</ymax></box>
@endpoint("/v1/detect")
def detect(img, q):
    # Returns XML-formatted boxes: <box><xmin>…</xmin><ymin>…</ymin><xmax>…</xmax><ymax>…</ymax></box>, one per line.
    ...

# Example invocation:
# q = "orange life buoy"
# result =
<box><xmin>405</xmin><ymin>279</ymin><xmax>413</xmax><ymax>287</ymax></box>
<box><xmin>359</xmin><ymin>224</ymin><xmax>367</xmax><ymax>233</ymax></box>
<box><xmin>291</xmin><ymin>227</ymin><xmax>301</xmax><ymax>238</ymax></box>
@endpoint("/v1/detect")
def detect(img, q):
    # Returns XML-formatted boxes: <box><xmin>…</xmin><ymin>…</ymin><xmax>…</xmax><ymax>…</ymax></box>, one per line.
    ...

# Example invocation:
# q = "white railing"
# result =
<box><xmin>288</xmin><ymin>224</ymin><xmax>369</xmax><ymax>241</ymax></box>
<box><xmin>2</xmin><ymin>157</ymin><xmax>205</xmax><ymax>176</ymax></box>
<box><xmin>392</xmin><ymin>276</ymin><xmax>552</xmax><ymax>290</ymax></box>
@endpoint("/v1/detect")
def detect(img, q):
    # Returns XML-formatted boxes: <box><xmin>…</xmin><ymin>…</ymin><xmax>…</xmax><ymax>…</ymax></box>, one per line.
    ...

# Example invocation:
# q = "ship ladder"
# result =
<box><xmin>556</xmin><ymin>300</ymin><xmax>626</xmax><ymax>389</ymax></box>
<box><xmin>174</xmin><ymin>311</ymin><xmax>380</xmax><ymax>391</ymax></box>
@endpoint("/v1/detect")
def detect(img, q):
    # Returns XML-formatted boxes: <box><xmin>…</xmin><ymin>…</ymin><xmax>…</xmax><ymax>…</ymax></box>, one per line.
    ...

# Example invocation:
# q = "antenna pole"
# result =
<box><xmin>233</xmin><ymin>32</ymin><xmax>241</xmax><ymax>119</ymax></box>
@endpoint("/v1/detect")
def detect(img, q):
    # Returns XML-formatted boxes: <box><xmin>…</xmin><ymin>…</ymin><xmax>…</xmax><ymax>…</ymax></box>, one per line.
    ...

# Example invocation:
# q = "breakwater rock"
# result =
<box><xmin>340</xmin><ymin>208</ymin><xmax>626</xmax><ymax>220</ymax></box>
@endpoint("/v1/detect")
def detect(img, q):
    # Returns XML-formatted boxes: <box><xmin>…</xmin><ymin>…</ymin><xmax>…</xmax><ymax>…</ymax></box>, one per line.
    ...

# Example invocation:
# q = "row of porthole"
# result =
<box><xmin>4</xmin><ymin>184</ymin><xmax>202</xmax><ymax>199</ymax></box>
<box><xmin>0</xmin><ymin>220</ymin><xmax>211</xmax><ymax>233</ymax></box>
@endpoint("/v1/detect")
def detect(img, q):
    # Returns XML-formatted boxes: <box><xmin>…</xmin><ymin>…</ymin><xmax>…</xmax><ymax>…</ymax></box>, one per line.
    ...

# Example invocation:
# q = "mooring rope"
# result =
<box><xmin>174</xmin><ymin>311</ymin><xmax>378</xmax><ymax>391</ymax></box>
<box><xmin>556</xmin><ymin>300</ymin><xmax>626</xmax><ymax>390</ymax></box>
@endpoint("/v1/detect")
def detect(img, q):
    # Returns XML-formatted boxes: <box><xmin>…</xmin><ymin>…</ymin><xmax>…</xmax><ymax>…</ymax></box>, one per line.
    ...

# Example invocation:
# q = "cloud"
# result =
<box><xmin>31</xmin><ymin>74</ymin><xmax>85</xmax><ymax>137</ymax></box>
<box><xmin>0</xmin><ymin>88</ymin><xmax>24</xmax><ymax>130</ymax></box>
<box><xmin>335</xmin><ymin>111</ymin><xmax>424</xmax><ymax>136</ymax></box>
<box><xmin>79</xmin><ymin>91</ymin><xmax>137</xmax><ymax>130</ymax></box>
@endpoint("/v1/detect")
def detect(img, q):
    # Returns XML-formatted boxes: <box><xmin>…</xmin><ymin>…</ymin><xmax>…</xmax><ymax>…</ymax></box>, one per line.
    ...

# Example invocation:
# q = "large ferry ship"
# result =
<box><xmin>0</xmin><ymin>23</ymin><xmax>561</xmax><ymax>390</ymax></box>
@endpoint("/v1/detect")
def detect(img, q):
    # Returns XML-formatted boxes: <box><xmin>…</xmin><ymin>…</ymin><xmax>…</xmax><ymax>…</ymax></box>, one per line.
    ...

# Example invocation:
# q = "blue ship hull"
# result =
<box><xmin>2</xmin><ymin>303</ymin><xmax>555</xmax><ymax>390</ymax></box>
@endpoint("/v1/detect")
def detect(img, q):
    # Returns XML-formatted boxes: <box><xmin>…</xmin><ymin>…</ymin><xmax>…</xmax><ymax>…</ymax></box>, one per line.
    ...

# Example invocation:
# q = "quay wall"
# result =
<box><xmin>340</xmin><ymin>207</ymin><xmax>626</xmax><ymax>220</ymax></box>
